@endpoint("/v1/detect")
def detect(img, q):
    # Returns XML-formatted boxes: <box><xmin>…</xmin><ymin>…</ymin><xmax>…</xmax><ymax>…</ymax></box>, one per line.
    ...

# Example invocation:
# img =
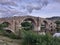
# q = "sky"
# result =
<box><xmin>0</xmin><ymin>0</ymin><xmax>60</xmax><ymax>18</ymax></box>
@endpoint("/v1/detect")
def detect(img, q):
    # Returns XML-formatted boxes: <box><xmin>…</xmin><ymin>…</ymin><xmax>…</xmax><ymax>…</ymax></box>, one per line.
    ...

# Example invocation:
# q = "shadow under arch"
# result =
<box><xmin>43</xmin><ymin>20</ymin><xmax>48</xmax><ymax>25</ymax></box>
<box><xmin>4</xmin><ymin>29</ymin><xmax>13</xmax><ymax>33</ymax></box>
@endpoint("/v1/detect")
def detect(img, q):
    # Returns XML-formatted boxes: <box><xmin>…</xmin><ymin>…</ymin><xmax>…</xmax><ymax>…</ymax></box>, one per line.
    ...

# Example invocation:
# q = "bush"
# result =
<box><xmin>22</xmin><ymin>30</ymin><xmax>40</xmax><ymax>45</ymax></box>
<box><xmin>0</xmin><ymin>30</ymin><xmax>21</xmax><ymax>39</ymax></box>
<box><xmin>2</xmin><ymin>30</ymin><xmax>21</xmax><ymax>39</ymax></box>
<box><xmin>0</xmin><ymin>23</ymin><xmax>21</xmax><ymax>39</ymax></box>
<box><xmin>22</xmin><ymin>30</ymin><xmax>60</xmax><ymax>45</ymax></box>
<box><xmin>21</xmin><ymin>21</ymin><xmax>34</xmax><ymax>31</ymax></box>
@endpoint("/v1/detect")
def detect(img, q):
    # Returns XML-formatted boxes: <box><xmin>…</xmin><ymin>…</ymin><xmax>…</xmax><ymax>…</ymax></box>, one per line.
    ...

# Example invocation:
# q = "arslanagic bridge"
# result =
<box><xmin>0</xmin><ymin>16</ymin><xmax>56</xmax><ymax>34</ymax></box>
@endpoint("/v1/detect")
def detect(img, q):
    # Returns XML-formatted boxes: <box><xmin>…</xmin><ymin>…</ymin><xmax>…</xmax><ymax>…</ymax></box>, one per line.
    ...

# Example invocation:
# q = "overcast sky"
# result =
<box><xmin>0</xmin><ymin>0</ymin><xmax>60</xmax><ymax>18</ymax></box>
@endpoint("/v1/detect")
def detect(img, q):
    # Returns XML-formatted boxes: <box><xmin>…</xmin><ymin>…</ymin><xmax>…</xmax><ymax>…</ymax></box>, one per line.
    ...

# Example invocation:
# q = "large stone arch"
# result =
<box><xmin>2</xmin><ymin>21</ymin><xmax>11</xmax><ymax>25</ymax></box>
<box><xmin>1</xmin><ymin>21</ymin><xmax>14</xmax><ymax>33</ymax></box>
<box><xmin>41</xmin><ymin>20</ymin><xmax>48</xmax><ymax>32</ymax></box>
<box><xmin>1</xmin><ymin>21</ymin><xmax>11</xmax><ymax>27</ymax></box>
<box><xmin>21</xmin><ymin>17</ymin><xmax>37</xmax><ymax>31</ymax></box>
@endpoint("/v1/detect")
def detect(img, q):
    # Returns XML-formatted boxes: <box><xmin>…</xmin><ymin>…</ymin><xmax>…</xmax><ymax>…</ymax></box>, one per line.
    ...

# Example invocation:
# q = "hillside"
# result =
<box><xmin>46</xmin><ymin>16</ymin><xmax>60</xmax><ymax>22</ymax></box>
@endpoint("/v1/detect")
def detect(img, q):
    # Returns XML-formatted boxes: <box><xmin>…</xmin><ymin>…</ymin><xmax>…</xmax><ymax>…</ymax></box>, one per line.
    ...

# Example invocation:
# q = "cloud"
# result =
<box><xmin>21</xmin><ymin>0</ymin><xmax>48</xmax><ymax>13</ymax></box>
<box><xmin>0</xmin><ymin>5</ymin><xmax>20</xmax><ymax>17</ymax></box>
<box><xmin>0</xmin><ymin>0</ymin><xmax>19</xmax><ymax>6</ymax></box>
<box><xmin>0</xmin><ymin>0</ymin><xmax>22</xmax><ymax>17</ymax></box>
<box><xmin>54</xmin><ymin>0</ymin><xmax>60</xmax><ymax>2</ymax></box>
<box><xmin>0</xmin><ymin>4</ymin><xmax>27</xmax><ymax>18</ymax></box>
<box><xmin>0</xmin><ymin>0</ymin><xmax>48</xmax><ymax>18</ymax></box>
<box><xmin>0</xmin><ymin>0</ymin><xmax>60</xmax><ymax>18</ymax></box>
<box><xmin>42</xmin><ymin>3</ymin><xmax>60</xmax><ymax>11</ymax></box>
<box><xmin>24</xmin><ymin>4</ymin><xmax>42</xmax><ymax>13</ymax></box>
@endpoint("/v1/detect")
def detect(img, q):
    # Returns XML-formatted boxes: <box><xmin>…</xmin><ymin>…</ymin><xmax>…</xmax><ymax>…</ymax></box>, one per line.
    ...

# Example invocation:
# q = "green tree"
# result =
<box><xmin>21</xmin><ymin>21</ymin><xmax>34</xmax><ymax>31</ymax></box>
<box><xmin>55</xmin><ymin>21</ymin><xmax>60</xmax><ymax>32</ymax></box>
<box><xmin>0</xmin><ymin>22</ymin><xmax>9</xmax><ymax>30</ymax></box>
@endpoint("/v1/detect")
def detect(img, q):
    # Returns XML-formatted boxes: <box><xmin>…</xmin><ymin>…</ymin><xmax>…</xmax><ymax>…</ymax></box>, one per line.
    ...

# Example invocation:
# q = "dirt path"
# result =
<box><xmin>0</xmin><ymin>36</ymin><xmax>21</xmax><ymax>45</ymax></box>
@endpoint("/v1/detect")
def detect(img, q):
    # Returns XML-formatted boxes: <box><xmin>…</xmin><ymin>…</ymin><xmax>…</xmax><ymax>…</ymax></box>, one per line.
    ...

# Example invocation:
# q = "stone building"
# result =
<box><xmin>0</xmin><ymin>16</ymin><xmax>56</xmax><ymax>34</ymax></box>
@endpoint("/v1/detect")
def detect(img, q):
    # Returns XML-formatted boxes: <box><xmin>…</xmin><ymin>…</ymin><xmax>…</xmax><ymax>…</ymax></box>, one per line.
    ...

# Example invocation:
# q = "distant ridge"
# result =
<box><xmin>46</xmin><ymin>16</ymin><xmax>60</xmax><ymax>22</ymax></box>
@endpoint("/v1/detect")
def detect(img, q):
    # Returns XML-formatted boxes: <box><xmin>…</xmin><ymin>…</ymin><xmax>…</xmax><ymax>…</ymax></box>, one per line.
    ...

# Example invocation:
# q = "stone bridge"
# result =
<box><xmin>0</xmin><ymin>16</ymin><xmax>56</xmax><ymax>34</ymax></box>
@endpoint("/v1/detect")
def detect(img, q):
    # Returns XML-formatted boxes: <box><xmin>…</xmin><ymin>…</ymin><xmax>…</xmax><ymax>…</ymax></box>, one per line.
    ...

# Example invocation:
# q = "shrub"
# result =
<box><xmin>22</xmin><ymin>30</ymin><xmax>40</xmax><ymax>45</ymax></box>
<box><xmin>21</xmin><ymin>21</ymin><xmax>34</xmax><ymax>31</ymax></box>
<box><xmin>0</xmin><ymin>30</ymin><xmax>21</xmax><ymax>39</ymax></box>
<box><xmin>2</xmin><ymin>30</ymin><xmax>21</xmax><ymax>39</ymax></box>
<box><xmin>22</xmin><ymin>30</ymin><xmax>60</xmax><ymax>45</ymax></box>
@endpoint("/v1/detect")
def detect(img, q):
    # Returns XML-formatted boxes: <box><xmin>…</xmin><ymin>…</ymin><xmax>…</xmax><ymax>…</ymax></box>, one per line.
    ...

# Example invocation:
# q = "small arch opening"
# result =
<box><xmin>41</xmin><ymin>20</ymin><xmax>48</xmax><ymax>32</ymax></box>
<box><xmin>43</xmin><ymin>20</ymin><xmax>48</xmax><ymax>25</ymax></box>
<box><xmin>5</xmin><ymin>30</ymin><xmax>12</xmax><ymax>33</ymax></box>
